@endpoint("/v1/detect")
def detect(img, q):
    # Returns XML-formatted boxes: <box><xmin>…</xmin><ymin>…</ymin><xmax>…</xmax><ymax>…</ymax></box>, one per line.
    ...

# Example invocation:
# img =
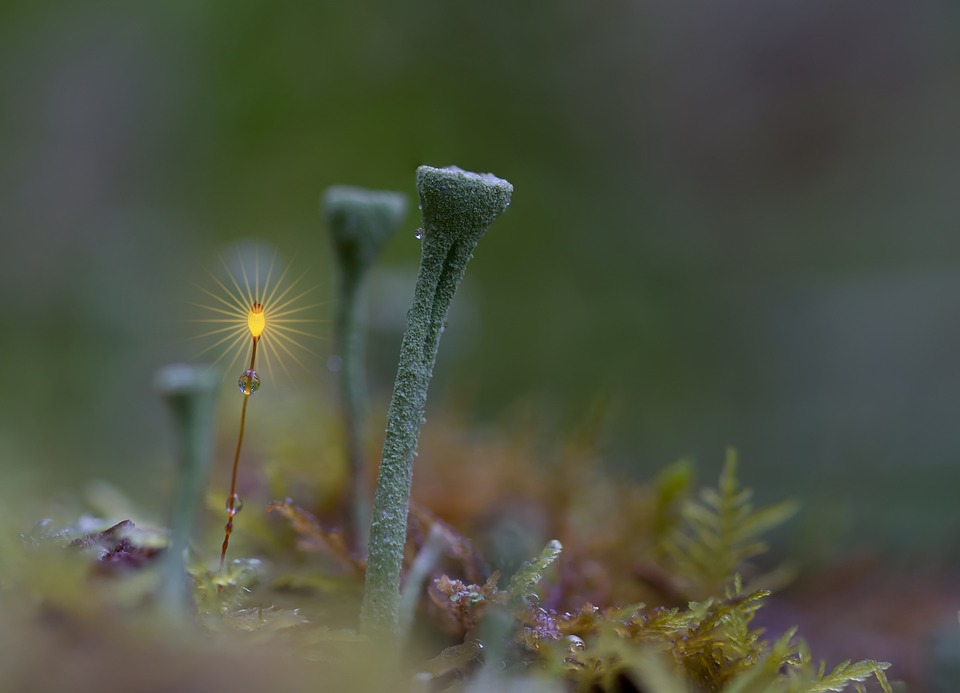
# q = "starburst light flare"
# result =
<box><xmin>188</xmin><ymin>242</ymin><xmax>320</xmax><ymax>568</ymax></box>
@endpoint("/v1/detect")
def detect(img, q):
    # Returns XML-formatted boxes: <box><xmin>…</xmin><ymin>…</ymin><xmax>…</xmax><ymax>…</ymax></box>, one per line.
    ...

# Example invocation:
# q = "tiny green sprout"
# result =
<box><xmin>507</xmin><ymin>539</ymin><xmax>563</xmax><ymax>606</ymax></box>
<box><xmin>361</xmin><ymin>165</ymin><xmax>513</xmax><ymax>637</ymax></box>
<box><xmin>322</xmin><ymin>185</ymin><xmax>408</xmax><ymax>550</ymax></box>
<box><xmin>155</xmin><ymin>363</ymin><xmax>218</xmax><ymax>612</ymax></box>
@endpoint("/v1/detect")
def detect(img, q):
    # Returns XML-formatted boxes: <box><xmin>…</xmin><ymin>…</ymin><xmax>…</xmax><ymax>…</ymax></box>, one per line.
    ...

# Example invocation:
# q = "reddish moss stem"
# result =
<box><xmin>220</xmin><ymin>335</ymin><xmax>259</xmax><ymax>569</ymax></box>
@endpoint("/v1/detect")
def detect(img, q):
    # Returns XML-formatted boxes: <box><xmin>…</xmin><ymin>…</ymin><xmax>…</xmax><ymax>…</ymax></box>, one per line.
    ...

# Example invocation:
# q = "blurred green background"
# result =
<box><xmin>2</xmin><ymin>1</ymin><xmax>959</xmax><ymax>558</ymax></box>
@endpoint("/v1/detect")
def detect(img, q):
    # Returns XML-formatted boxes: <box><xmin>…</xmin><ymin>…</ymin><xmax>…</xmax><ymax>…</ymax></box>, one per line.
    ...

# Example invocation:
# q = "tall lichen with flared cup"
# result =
<box><xmin>360</xmin><ymin>165</ymin><xmax>513</xmax><ymax>636</ymax></box>
<box><xmin>322</xmin><ymin>186</ymin><xmax>408</xmax><ymax>550</ymax></box>
<box><xmin>154</xmin><ymin>363</ymin><xmax>218</xmax><ymax>613</ymax></box>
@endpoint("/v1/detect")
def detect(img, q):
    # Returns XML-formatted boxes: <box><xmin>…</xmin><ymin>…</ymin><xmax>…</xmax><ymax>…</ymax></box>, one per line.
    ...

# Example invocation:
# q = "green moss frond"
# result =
<box><xmin>802</xmin><ymin>659</ymin><xmax>893</xmax><ymax>693</ymax></box>
<box><xmin>190</xmin><ymin>557</ymin><xmax>263</xmax><ymax>616</ymax></box>
<box><xmin>662</xmin><ymin>449</ymin><xmax>799</xmax><ymax>598</ymax></box>
<box><xmin>507</xmin><ymin>539</ymin><xmax>562</xmax><ymax>604</ymax></box>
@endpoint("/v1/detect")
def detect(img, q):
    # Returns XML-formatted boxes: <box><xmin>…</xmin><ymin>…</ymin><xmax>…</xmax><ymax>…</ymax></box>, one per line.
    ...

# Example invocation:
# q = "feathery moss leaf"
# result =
<box><xmin>507</xmin><ymin>539</ymin><xmax>562</xmax><ymax>603</ymax></box>
<box><xmin>662</xmin><ymin>449</ymin><xmax>799</xmax><ymax>598</ymax></box>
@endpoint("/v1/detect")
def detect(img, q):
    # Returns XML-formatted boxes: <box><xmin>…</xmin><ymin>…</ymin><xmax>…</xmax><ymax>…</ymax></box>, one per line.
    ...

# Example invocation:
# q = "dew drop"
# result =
<box><xmin>565</xmin><ymin>635</ymin><xmax>585</xmax><ymax>652</ymax></box>
<box><xmin>414</xmin><ymin>228</ymin><xmax>423</xmax><ymax>240</ymax></box>
<box><xmin>226</xmin><ymin>493</ymin><xmax>243</xmax><ymax>516</ymax></box>
<box><xmin>238</xmin><ymin>369</ymin><xmax>260</xmax><ymax>395</ymax></box>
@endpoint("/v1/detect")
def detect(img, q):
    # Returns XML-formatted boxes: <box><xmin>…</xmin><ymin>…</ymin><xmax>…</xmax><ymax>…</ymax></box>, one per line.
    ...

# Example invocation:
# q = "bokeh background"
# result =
<box><xmin>2</xmin><ymin>0</ymin><xmax>959</xmax><ymax>587</ymax></box>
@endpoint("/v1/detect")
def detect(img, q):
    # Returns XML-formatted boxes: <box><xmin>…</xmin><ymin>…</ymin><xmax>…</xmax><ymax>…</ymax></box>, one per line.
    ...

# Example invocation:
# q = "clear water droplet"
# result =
<box><xmin>226</xmin><ymin>493</ymin><xmax>243</xmax><ymax>516</ymax></box>
<box><xmin>414</xmin><ymin>228</ymin><xmax>423</xmax><ymax>240</ymax></box>
<box><xmin>565</xmin><ymin>635</ymin><xmax>585</xmax><ymax>652</ymax></box>
<box><xmin>238</xmin><ymin>369</ymin><xmax>260</xmax><ymax>395</ymax></box>
<box><xmin>326</xmin><ymin>355</ymin><xmax>343</xmax><ymax>372</ymax></box>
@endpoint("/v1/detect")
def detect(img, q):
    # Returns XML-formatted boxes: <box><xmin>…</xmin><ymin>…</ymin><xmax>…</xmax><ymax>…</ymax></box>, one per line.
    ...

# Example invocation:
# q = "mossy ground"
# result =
<box><xmin>0</xmin><ymin>403</ymin><xmax>929</xmax><ymax>692</ymax></box>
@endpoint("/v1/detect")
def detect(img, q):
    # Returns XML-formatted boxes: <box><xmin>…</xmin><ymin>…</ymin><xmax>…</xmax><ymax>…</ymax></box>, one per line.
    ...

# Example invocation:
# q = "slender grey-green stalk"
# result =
<box><xmin>361</xmin><ymin>165</ymin><xmax>513</xmax><ymax>636</ymax></box>
<box><xmin>323</xmin><ymin>186</ymin><xmax>407</xmax><ymax>550</ymax></box>
<box><xmin>155</xmin><ymin>363</ymin><xmax>218</xmax><ymax>612</ymax></box>
<box><xmin>397</xmin><ymin>524</ymin><xmax>448</xmax><ymax>638</ymax></box>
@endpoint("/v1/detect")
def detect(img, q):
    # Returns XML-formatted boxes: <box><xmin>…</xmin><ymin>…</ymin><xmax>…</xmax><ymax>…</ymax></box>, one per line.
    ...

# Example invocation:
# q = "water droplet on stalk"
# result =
<box><xmin>238</xmin><ymin>369</ymin><xmax>260</xmax><ymax>395</ymax></box>
<box><xmin>415</xmin><ymin>228</ymin><xmax>423</xmax><ymax>240</ymax></box>
<box><xmin>226</xmin><ymin>493</ymin><xmax>243</xmax><ymax>515</ymax></box>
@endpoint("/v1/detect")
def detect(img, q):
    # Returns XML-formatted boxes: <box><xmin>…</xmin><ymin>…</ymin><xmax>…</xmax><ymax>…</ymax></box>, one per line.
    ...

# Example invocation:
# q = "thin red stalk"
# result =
<box><xmin>220</xmin><ymin>336</ymin><xmax>259</xmax><ymax>569</ymax></box>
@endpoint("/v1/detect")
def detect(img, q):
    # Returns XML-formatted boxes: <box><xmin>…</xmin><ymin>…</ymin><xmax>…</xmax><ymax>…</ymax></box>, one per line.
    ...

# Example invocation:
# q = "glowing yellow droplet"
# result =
<box><xmin>247</xmin><ymin>301</ymin><xmax>265</xmax><ymax>338</ymax></box>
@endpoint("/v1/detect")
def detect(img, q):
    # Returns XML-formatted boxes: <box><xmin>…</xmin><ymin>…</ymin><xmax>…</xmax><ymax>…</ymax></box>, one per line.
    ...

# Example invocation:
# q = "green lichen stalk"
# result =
<box><xmin>154</xmin><ymin>363</ymin><xmax>218</xmax><ymax>612</ymax></box>
<box><xmin>361</xmin><ymin>165</ymin><xmax>513</xmax><ymax>636</ymax></box>
<box><xmin>323</xmin><ymin>186</ymin><xmax>408</xmax><ymax>550</ymax></box>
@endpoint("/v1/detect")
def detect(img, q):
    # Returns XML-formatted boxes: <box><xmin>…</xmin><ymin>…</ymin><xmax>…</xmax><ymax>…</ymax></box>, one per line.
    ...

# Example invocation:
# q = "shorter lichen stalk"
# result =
<box><xmin>323</xmin><ymin>186</ymin><xmax>408</xmax><ymax>550</ymax></box>
<box><xmin>361</xmin><ymin>165</ymin><xmax>513</xmax><ymax>637</ymax></box>
<box><xmin>154</xmin><ymin>363</ymin><xmax>218</xmax><ymax>611</ymax></box>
